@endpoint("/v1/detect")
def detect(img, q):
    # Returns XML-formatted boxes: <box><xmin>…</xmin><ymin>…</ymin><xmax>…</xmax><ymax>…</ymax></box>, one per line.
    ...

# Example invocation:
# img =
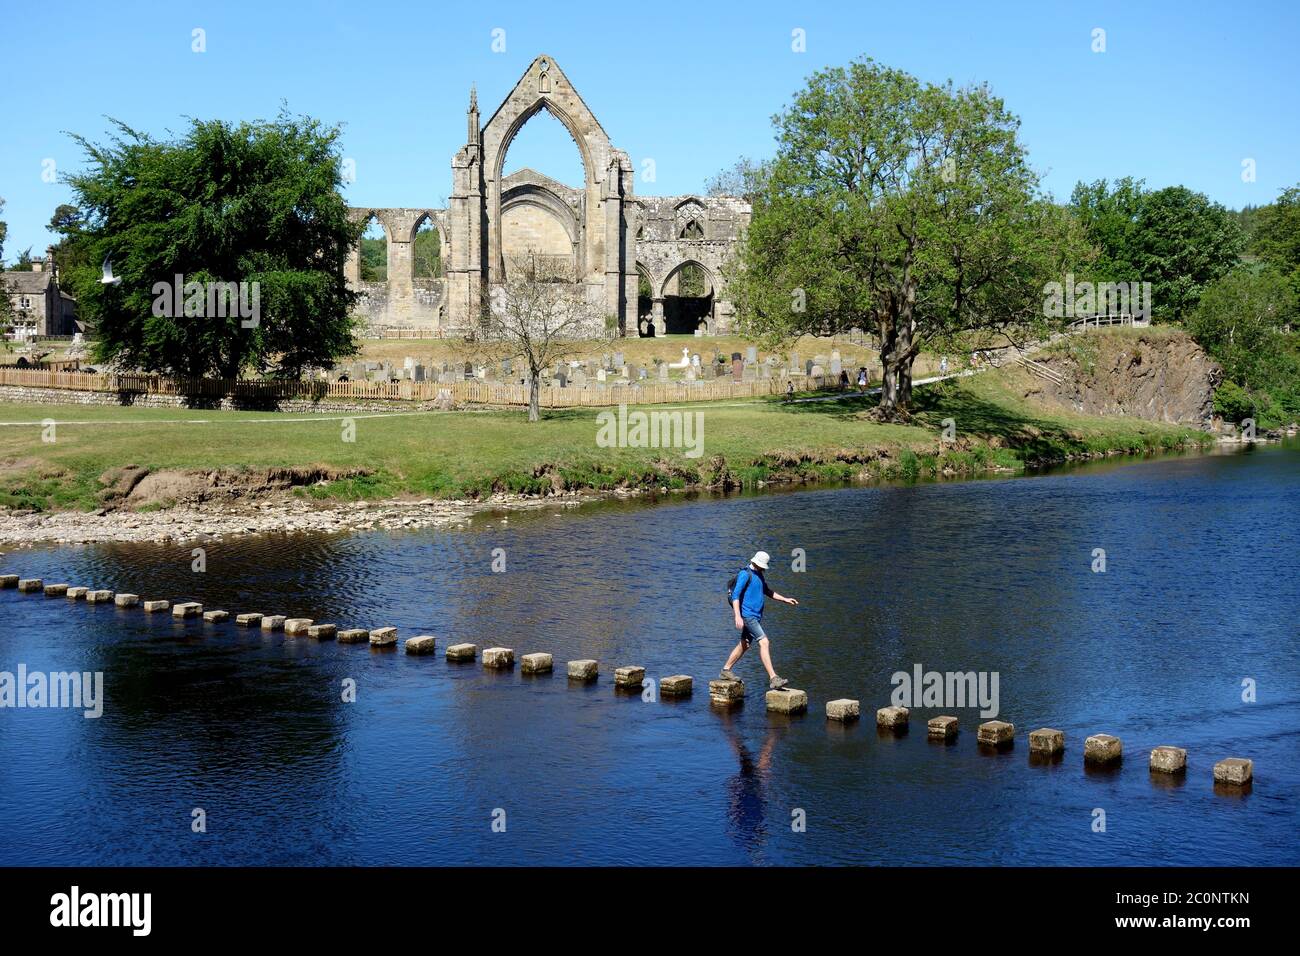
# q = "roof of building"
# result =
<box><xmin>1</xmin><ymin>271</ymin><xmax>53</xmax><ymax>294</ymax></box>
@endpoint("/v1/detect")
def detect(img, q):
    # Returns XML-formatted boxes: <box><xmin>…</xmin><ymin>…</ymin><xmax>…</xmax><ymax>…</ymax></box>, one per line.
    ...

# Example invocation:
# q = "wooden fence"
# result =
<box><xmin>0</xmin><ymin>366</ymin><xmax>835</xmax><ymax>408</ymax></box>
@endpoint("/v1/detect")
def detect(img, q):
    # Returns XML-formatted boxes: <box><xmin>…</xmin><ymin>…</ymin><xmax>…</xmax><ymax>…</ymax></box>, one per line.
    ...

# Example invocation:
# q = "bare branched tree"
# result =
<box><xmin>480</xmin><ymin>253</ymin><xmax>602</xmax><ymax>421</ymax></box>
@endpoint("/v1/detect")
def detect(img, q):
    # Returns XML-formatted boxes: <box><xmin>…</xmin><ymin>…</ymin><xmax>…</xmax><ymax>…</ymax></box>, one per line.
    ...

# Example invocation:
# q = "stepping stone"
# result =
<box><xmin>0</xmin><ymin>575</ymin><xmax>17</xmax><ymax>588</ymax></box>
<box><xmin>143</xmin><ymin>600</ymin><xmax>170</xmax><ymax>612</ymax></box>
<box><xmin>766</xmin><ymin>688</ymin><xmax>807</xmax><ymax>714</ymax></box>
<box><xmin>203</xmin><ymin>610</ymin><xmax>230</xmax><ymax>623</ymax></box>
<box><xmin>114</xmin><ymin>593</ymin><xmax>140</xmax><ymax>608</ymax></box>
<box><xmin>172</xmin><ymin>602</ymin><xmax>202</xmax><ymax>618</ymax></box>
<box><xmin>614</xmin><ymin>666</ymin><xmax>645</xmax><ymax>688</ymax></box>
<box><xmin>446</xmin><ymin>642</ymin><xmax>477</xmax><ymax>661</ymax></box>
<box><xmin>369</xmin><ymin>626</ymin><xmax>397</xmax><ymax>646</ymax></box>
<box><xmin>826</xmin><ymin>698</ymin><xmax>860</xmax><ymax>722</ymax></box>
<box><xmin>260</xmin><ymin>615</ymin><xmax>286</xmax><ymax>631</ymax></box>
<box><xmin>521</xmin><ymin>652</ymin><xmax>553</xmax><ymax>674</ymax></box>
<box><xmin>66</xmin><ymin>587</ymin><xmax>88</xmax><ymax>600</ymax></box>
<box><xmin>876</xmin><ymin>705</ymin><xmax>909</xmax><ymax>730</ymax></box>
<box><xmin>405</xmin><ymin>635</ymin><xmax>436</xmax><ymax>655</ymax></box>
<box><xmin>568</xmin><ymin>659</ymin><xmax>598</xmax><ymax>681</ymax></box>
<box><xmin>928</xmin><ymin>715</ymin><xmax>960</xmax><ymax>739</ymax></box>
<box><xmin>977</xmin><ymin>720</ymin><xmax>1015</xmax><ymax>747</ymax></box>
<box><xmin>1084</xmin><ymin>734</ymin><xmax>1122</xmax><ymax>764</ymax></box>
<box><xmin>660</xmin><ymin>675</ymin><xmax>693</xmax><ymax>697</ymax></box>
<box><xmin>284</xmin><ymin>618</ymin><xmax>313</xmax><ymax>636</ymax></box>
<box><xmin>1150</xmin><ymin>746</ymin><xmax>1186</xmax><ymax>774</ymax></box>
<box><xmin>235</xmin><ymin>613</ymin><xmax>263</xmax><ymax>627</ymax></box>
<box><xmin>338</xmin><ymin>628</ymin><xmax>370</xmax><ymax>644</ymax></box>
<box><xmin>708</xmin><ymin>678</ymin><xmax>744</xmax><ymax>706</ymax></box>
<box><xmin>17</xmin><ymin>579</ymin><xmax>43</xmax><ymax>593</ymax></box>
<box><xmin>1029</xmin><ymin>728</ymin><xmax>1064</xmax><ymax>755</ymax></box>
<box><xmin>308</xmin><ymin>624</ymin><xmax>337</xmax><ymax>640</ymax></box>
<box><xmin>1213</xmin><ymin>758</ymin><xmax>1252</xmax><ymax>786</ymax></box>
<box><xmin>482</xmin><ymin>647</ymin><xmax>514</xmax><ymax>669</ymax></box>
<box><xmin>85</xmin><ymin>590</ymin><xmax>114</xmax><ymax>604</ymax></box>
<box><xmin>44</xmin><ymin>583</ymin><xmax>69</xmax><ymax>597</ymax></box>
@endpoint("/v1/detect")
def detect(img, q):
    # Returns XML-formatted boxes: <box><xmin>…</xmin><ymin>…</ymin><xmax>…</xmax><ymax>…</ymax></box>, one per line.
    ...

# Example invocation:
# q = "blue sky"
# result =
<box><xmin>2</xmin><ymin>0</ymin><xmax>1297</xmax><ymax>258</ymax></box>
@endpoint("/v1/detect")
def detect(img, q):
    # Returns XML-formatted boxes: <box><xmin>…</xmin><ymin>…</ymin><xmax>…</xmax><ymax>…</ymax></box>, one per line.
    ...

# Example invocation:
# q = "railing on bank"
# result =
<box><xmin>0</xmin><ymin>367</ymin><xmax>834</xmax><ymax>408</ymax></box>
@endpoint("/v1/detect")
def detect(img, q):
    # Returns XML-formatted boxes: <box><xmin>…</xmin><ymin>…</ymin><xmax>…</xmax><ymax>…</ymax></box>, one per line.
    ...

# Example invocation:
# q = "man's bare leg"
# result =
<box><xmin>722</xmin><ymin>640</ymin><xmax>747</xmax><ymax>672</ymax></box>
<box><xmin>757</xmin><ymin>638</ymin><xmax>778</xmax><ymax>680</ymax></box>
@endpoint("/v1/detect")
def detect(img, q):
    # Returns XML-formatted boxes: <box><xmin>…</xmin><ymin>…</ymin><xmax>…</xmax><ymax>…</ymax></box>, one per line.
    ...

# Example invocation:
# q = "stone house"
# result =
<box><xmin>2</xmin><ymin>254</ymin><xmax>79</xmax><ymax>339</ymax></box>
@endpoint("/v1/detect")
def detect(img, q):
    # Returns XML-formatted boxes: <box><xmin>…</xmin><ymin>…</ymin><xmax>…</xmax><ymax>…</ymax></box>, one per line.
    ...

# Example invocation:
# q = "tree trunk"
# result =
<box><xmin>528</xmin><ymin>374</ymin><xmax>540</xmax><ymax>422</ymax></box>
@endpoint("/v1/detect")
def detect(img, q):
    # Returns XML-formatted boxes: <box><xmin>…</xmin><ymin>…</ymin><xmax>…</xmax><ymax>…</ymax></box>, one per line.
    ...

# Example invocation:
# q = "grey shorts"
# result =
<box><xmin>741</xmin><ymin>617</ymin><xmax>768</xmax><ymax>646</ymax></box>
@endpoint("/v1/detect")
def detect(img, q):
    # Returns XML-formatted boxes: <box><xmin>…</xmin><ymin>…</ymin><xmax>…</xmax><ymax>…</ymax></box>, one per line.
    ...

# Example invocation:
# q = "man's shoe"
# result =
<box><xmin>719</xmin><ymin>669</ymin><xmax>740</xmax><ymax>682</ymax></box>
<box><xmin>769</xmin><ymin>676</ymin><xmax>789</xmax><ymax>690</ymax></box>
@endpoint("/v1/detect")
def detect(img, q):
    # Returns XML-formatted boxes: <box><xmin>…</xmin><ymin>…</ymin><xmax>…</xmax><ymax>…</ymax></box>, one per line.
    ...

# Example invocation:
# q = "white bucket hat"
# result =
<box><xmin>750</xmin><ymin>550</ymin><xmax>770</xmax><ymax>570</ymax></box>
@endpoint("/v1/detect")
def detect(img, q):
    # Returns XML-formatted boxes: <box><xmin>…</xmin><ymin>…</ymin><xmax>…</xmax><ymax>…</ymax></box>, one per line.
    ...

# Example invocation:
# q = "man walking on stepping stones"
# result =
<box><xmin>720</xmin><ymin>550</ymin><xmax>799</xmax><ymax>690</ymax></box>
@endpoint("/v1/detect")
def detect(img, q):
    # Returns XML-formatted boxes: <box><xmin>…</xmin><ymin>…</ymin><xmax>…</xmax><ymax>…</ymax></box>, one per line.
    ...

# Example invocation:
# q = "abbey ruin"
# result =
<box><xmin>344</xmin><ymin>56</ymin><xmax>750</xmax><ymax>338</ymax></box>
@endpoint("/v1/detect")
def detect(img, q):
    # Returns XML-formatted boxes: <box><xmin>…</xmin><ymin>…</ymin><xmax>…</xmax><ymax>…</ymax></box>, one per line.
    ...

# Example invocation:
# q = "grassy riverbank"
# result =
<box><xmin>0</xmin><ymin>367</ymin><xmax>1211</xmax><ymax>513</ymax></box>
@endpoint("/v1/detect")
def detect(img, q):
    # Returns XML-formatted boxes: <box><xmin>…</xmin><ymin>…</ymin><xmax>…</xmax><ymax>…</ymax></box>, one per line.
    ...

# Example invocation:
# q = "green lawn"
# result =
<box><xmin>0</xmin><ymin>368</ymin><xmax>1209</xmax><ymax>512</ymax></box>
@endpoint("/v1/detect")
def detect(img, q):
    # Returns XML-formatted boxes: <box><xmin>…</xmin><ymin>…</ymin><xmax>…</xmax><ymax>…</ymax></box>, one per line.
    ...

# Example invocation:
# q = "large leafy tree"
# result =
<box><xmin>730</xmin><ymin>58</ymin><xmax>1086</xmax><ymax>416</ymax></box>
<box><xmin>65</xmin><ymin>112</ymin><xmax>362</xmax><ymax>378</ymax></box>
<box><xmin>1070</xmin><ymin>179</ymin><xmax>1243</xmax><ymax>321</ymax></box>
<box><xmin>1251</xmin><ymin>184</ymin><xmax>1300</xmax><ymax>308</ymax></box>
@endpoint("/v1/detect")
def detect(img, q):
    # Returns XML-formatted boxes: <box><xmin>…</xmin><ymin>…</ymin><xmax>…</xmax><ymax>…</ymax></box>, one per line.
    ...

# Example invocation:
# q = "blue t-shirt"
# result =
<box><xmin>733</xmin><ymin>568</ymin><xmax>774</xmax><ymax>620</ymax></box>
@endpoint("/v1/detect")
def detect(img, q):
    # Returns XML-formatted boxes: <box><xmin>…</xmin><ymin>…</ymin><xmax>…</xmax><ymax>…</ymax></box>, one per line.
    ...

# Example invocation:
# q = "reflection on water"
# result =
<box><xmin>0</xmin><ymin>441</ymin><xmax>1297</xmax><ymax>865</ymax></box>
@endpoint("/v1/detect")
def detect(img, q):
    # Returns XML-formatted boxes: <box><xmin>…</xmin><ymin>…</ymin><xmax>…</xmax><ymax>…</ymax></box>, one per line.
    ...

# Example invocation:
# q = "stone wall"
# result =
<box><xmin>0</xmin><ymin>384</ymin><xmax>445</xmax><ymax>415</ymax></box>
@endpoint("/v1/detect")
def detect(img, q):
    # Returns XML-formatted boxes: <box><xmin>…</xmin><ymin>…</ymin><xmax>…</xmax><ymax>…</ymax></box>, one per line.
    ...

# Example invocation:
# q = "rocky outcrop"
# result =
<box><xmin>1025</xmin><ymin>330</ymin><xmax>1222</xmax><ymax>428</ymax></box>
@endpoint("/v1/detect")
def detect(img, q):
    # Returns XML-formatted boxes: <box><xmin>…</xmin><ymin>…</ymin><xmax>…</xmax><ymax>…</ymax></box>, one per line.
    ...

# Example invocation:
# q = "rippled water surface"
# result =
<box><xmin>1</xmin><ymin>442</ymin><xmax>1297</xmax><ymax>865</ymax></box>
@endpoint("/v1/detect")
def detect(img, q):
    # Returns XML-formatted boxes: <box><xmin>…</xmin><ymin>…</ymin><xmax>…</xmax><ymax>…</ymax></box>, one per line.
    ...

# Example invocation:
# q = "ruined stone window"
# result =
<box><xmin>359</xmin><ymin>217</ymin><xmax>387</xmax><ymax>282</ymax></box>
<box><xmin>413</xmin><ymin>218</ymin><xmax>442</xmax><ymax>279</ymax></box>
<box><xmin>679</xmin><ymin>219</ymin><xmax>704</xmax><ymax>239</ymax></box>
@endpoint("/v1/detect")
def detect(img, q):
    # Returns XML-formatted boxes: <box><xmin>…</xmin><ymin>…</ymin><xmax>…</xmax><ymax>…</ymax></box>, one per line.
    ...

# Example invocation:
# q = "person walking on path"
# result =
<box><xmin>720</xmin><ymin>550</ymin><xmax>799</xmax><ymax>690</ymax></box>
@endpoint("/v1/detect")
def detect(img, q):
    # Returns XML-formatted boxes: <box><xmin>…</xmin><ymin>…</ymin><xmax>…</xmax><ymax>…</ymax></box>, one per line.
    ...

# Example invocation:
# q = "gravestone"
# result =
<box><xmin>463</xmin><ymin>361</ymin><xmax>474</xmax><ymax>381</ymax></box>
<box><xmin>732</xmin><ymin>355</ymin><xmax>744</xmax><ymax>382</ymax></box>
<box><xmin>746</xmin><ymin>346</ymin><xmax>758</xmax><ymax>364</ymax></box>
<box><xmin>658</xmin><ymin>362</ymin><xmax>669</xmax><ymax>381</ymax></box>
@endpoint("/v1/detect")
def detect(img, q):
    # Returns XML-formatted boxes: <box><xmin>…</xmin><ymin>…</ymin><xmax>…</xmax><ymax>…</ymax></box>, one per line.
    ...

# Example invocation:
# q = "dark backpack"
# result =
<box><xmin>725</xmin><ymin>568</ymin><xmax>758</xmax><ymax>605</ymax></box>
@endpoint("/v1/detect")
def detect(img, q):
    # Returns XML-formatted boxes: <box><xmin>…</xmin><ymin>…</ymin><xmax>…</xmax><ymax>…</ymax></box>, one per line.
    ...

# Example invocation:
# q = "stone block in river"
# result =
<box><xmin>1084</xmin><ymin>734</ymin><xmax>1122</xmax><ymax>764</ymax></box>
<box><xmin>1149</xmin><ymin>746</ymin><xmax>1187</xmax><ymax>774</ymax></box>
<box><xmin>482</xmin><ymin>647</ymin><xmax>514</xmax><ymax>669</ymax></box>
<box><xmin>143</xmin><ymin>600</ymin><xmax>170</xmax><ymax>612</ymax></box>
<box><xmin>17</xmin><ymin>579</ymin><xmax>43</xmax><ymax>593</ymax></box>
<box><xmin>614</xmin><ymin>666</ymin><xmax>645</xmax><ymax>688</ymax></box>
<box><xmin>86</xmin><ymin>590</ymin><xmax>114</xmax><ymax>604</ymax></box>
<box><xmin>446</xmin><ymin>642</ymin><xmax>477</xmax><ymax>661</ymax></box>
<box><xmin>521</xmin><ymin>652</ymin><xmax>553</xmax><ymax>674</ymax></box>
<box><xmin>43</xmin><ymin>583</ymin><xmax>69</xmax><ymax>597</ymax></box>
<box><xmin>260</xmin><ymin>615</ymin><xmax>286</xmax><ymax>631</ymax></box>
<box><xmin>368</xmin><ymin>626</ymin><xmax>397</xmax><ymax>646</ymax></box>
<box><xmin>876</xmin><ymin>705</ymin><xmax>909</xmax><ymax>729</ymax></box>
<box><xmin>66</xmin><ymin>587</ymin><xmax>88</xmax><ymax>600</ymax></box>
<box><xmin>568</xmin><ymin>659</ymin><xmax>598</xmax><ymax>681</ymax></box>
<box><xmin>308</xmin><ymin>624</ymin><xmax>337</xmax><ymax>640</ymax></box>
<box><xmin>114</xmin><ymin>593</ymin><xmax>140</xmax><ymax>608</ymax></box>
<box><xmin>284</xmin><ymin>618</ymin><xmax>314</xmax><ymax>636</ymax></box>
<box><xmin>204</xmin><ymin>610</ymin><xmax>230</xmax><ymax>624</ymax></box>
<box><xmin>405</xmin><ymin>635</ymin><xmax>436</xmax><ymax>655</ymax></box>
<box><xmin>0</xmin><ymin>575</ymin><xmax>17</xmax><ymax>588</ymax></box>
<box><xmin>1029</xmin><ymin>728</ymin><xmax>1064</xmax><ymax>755</ymax></box>
<box><xmin>1213</xmin><ymin>758</ymin><xmax>1252</xmax><ymax>786</ymax></box>
<box><xmin>338</xmin><ymin>628</ymin><xmax>369</xmax><ymax>644</ymax></box>
<box><xmin>766</xmin><ymin>688</ymin><xmax>807</xmax><ymax>714</ymax></box>
<box><xmin>826</xmin><ymin>698</ymin><xmax>860</xmax><ymax>722</ymax></box>
<box><xmin>928</xmin><ymin>715</ymin><xmax>959</xmax><ymax>739</ymax></box>
<box><xmin>660</xmin><ymin>675</ymin><xmax>693</xmax><ymax>697</ymax></box>
<box><xmin>709</xmin><ymin>678</ymin><xmax>744</xmax><ymax>706</ymax></box>
<box><xmin>172</xmin><ymin>602</ymin><xmax>202</xmax><ymax>618</ymax></box>
<box><xmin>977</xmin><ymin>720</ymin><xmax>1015</xmax><ymax>746</ymax></box>
<box><xmin>235</xmin><ymin>613</ymin><xmax>263</xmax><ymax>627</ymax></box>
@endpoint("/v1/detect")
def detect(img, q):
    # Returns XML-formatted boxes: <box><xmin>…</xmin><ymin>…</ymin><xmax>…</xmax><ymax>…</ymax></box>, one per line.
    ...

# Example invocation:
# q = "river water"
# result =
<box><xmin>1</xmin><ymin>442</ymin><xmax>1297</xmax><ymax>866</ymax></box>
